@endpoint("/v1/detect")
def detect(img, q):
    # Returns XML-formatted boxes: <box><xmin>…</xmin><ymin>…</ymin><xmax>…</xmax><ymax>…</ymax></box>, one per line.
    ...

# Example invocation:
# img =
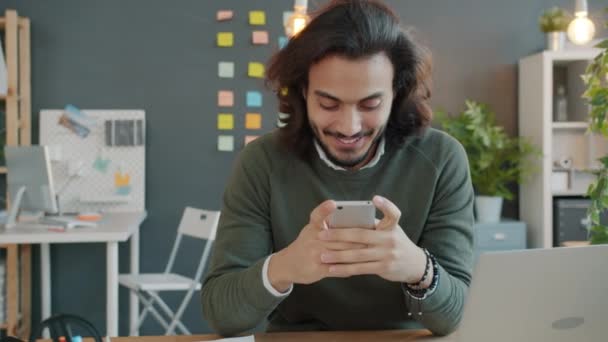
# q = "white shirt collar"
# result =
<box><xmin>314</xmin><ymin>137</ymin><xmax>386</xmax><ymax>171</ymax></box>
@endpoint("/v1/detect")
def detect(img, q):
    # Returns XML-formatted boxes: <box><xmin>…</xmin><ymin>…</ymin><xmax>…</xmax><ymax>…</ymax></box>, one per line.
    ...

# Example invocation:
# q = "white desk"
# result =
<box><xmin>0</xmin><ymin>211</ymin><xmax>147</xmax><ymax>337</ymax></box>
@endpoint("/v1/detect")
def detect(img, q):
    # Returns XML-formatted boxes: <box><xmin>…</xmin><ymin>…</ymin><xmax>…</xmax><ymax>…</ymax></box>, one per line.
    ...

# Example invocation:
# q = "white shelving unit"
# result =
<box><xmin>518</xmin><ymin>48</ymin><xmax>603</xmax><ymax>249</ymax></box>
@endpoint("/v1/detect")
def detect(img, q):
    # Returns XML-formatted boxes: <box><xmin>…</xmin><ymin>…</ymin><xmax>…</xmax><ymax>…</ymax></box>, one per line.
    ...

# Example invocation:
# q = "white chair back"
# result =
<box><xmin>177</xmin><ymin>207</ymin><xmax>220</xmax><ymax>241</ymax></box>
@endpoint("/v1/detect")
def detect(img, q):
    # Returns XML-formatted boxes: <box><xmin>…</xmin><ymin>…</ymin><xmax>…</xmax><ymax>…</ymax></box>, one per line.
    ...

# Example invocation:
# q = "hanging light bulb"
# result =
<box><xmin>567</xmin><ymin>0</ymin><xmax>596</xmax><ymax>45</ymax></box>
<box><xmin>285</xmin><ymin>0</ymin><xmax>310</xmax><ymax>38</ymax></box>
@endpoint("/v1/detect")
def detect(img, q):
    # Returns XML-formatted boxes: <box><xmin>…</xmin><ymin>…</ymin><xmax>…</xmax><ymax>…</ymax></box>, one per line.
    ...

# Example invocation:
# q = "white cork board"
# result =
<box><xmin>39</xmin><ymin>109</ymin><xmax>146</xmax><ymax>213</ymax></box>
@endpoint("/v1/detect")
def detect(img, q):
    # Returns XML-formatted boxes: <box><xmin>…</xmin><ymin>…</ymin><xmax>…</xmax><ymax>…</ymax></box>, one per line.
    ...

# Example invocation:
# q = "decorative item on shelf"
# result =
<box><xmin>567</xmin><ymin>0</ymin><xmax>596</xmax><ymax>45</ymax></box>
<box><xmin>581</xmin><ymin>13</ymin><xmax>608</xmax><ymax>244</ymax></box>
<box><xmin>285</xmin><ymin>0</ymin><xmax>310</xmax><ymax>38</ymax></box>
<box><xmin>554</xmin><ymin>85</ymin><xmax>569</xmax><ymax>121</ymax></box>
<box><xmin>436</xmin><ymin>101</ymin><xmax>540</xmax><ymax>223</ymax></box>
<box><xmin>539</xmin><ymin>7</ymin><xmax>571</xmax><ymax>51</ymax></box>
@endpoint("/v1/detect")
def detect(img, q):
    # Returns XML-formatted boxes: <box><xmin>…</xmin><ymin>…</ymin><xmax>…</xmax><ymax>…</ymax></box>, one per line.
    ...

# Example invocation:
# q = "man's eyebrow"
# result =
<box><xmin>313</xmin><ymin>90</ymin><xmax>384</xmax><ymax>102</ymax></box>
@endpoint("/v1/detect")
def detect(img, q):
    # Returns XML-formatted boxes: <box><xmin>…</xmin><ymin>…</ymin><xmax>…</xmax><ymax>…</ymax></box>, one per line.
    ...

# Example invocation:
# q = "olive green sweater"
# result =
<box><xmin>202</xmin><ymin>128</ymin><xmax>474</xmax><ymax>336</ymax></box>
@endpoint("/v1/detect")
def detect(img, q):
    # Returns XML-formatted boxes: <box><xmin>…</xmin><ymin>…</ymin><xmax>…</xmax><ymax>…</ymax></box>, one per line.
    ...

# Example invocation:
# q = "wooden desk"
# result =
<box><xmin>0</xmin><ymin>211</ymin><xmax>147</xmax><ymax>337</ymax></box>
<box><xmin>101</xmin><ymin>330</ymin><xmax>453</xmax><ymax>342</ymax></box>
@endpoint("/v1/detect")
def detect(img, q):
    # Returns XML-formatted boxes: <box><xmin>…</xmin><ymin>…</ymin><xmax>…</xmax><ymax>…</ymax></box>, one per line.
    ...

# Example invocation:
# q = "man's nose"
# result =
<box><xmin>335</xmin><ymin>106</ymin><xmax>362</xmax><ymax>137</ymax></box>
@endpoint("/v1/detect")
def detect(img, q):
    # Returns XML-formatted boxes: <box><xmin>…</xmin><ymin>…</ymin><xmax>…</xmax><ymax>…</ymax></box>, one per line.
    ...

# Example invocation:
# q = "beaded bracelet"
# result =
<box><xmin>402</xmin><ymin>250</ymin><xmax>440</xmax><ymax>316</ymax></box>
<box><xmin>406</xmin><ymin>248</ymin><xmax>431</xmax><ymax>288</ymax></box>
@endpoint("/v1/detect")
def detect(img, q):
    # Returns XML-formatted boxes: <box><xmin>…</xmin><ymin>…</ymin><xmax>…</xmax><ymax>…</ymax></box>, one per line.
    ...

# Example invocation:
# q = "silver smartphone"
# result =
<box><xmin>328</xmin><ymin>201</ymin><xmax>376</xmax><ymax>229</ymax></box>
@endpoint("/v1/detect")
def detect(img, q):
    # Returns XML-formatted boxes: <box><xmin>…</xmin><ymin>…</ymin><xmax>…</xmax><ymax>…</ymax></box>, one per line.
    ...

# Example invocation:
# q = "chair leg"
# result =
<box><xmin>133</xmin><ymin>291</ymin><xmax>171</xmax><ymax>335</ymax></box>
<box><xmin>166</xmin><ymin>287</ymin><xmax>198</xmax><ymax>335</ymax></box>
<box><xmin>147</xmin><ymin>292</ymin><xmax>191</xmax><ymax>335</ymax></box>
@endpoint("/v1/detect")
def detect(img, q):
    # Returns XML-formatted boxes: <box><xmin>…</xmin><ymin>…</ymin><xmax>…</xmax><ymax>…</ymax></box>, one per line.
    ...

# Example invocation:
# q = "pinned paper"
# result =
<box><xmin>93</xmin><ymin>156</ymin><xmax>111</xmax><ymax>173</ymax></box>
<box><xmin>246</xmin><ymin>91</ymin><xmax>263</xmax><ymax>107</ymax></box>
<box><xmin>218</xmin><ymin>135</ymin><xmax>235</xmax><ymax>152</ymax></box>
<box><xmin>115</xmin><ymin>171</ymin><xmax>132</xmax><ymax>195</ymax></box>
<box><xmin>217</xmin><ymin>32</ymin><xmax>234</xmax><ymax>47</ymax></box>
<box><xmin>217</xmin><ymin>10</ymin><xmax>233</xmax><ymax>21</ymax></box>
<box><xmin>218</xmin><ymin>90</ymin><xmax>234</xmax><ymax>107</ymax></box>
<box><xmin>248</xmin><ymin>62</ymin><xmax>265</xmax><ymax>78</ymax></box>
<box><xmin>218</xmin><ymin>114</ymin><xmax>234</xmax><ymax>130</ymax></box>
<box><xmin>278</xmin><ymin>36</ymin><xmax>288</xmax><ymax>49</ymax></box>
<box><xmin>252</xmin><ymin>31</ymin><xmax>269</xmax><ymax>45</ymax></box>
<box><xmin>245</xmin><ymin>113</ymin><xmax>262</xmax><ymax>130</ymax></box>
<box><xmin>245</xmin><ymin>135</ymin><xmax>259</xmax><ymax>146</ymax></box>
<box><xmin>249</xmin><ymin>11</ymin><xmax>266</xmax><ymax>25</ymax></box>
<box><xmin>218</xmin><ymin>61</ymin><xmax>235</xmax><ymax>78</ymax></box>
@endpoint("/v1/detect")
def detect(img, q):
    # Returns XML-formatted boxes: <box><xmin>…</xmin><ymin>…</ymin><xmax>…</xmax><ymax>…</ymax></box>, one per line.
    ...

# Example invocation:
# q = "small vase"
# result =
<box><xmin>475</xmin><ymin>196</ymin><xmax>503</xmax><ymax>223</ymax></box>
<box><xmin>546</xmin><ymin>32</ymin><xmax>566</xmax><ymax>51</ymax></box>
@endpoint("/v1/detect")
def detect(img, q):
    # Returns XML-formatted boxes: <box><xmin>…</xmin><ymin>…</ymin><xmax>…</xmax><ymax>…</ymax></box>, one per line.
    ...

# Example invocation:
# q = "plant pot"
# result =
<box><xmin>546</xmin><ymin>31</ymin><xmax>566</xmax><ymax>51</ymax></box>
<box><xmin>475</xmin><ymin>196</ymin><xmax>503</xmax><ymax>223</ymax></box>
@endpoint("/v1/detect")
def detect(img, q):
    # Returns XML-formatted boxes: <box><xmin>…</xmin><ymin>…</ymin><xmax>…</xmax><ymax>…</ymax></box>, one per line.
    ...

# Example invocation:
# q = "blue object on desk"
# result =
<box><xmin>473</xmin><ymin>220</ymin><xmax>527</xmax><ymax>264</ymax></box>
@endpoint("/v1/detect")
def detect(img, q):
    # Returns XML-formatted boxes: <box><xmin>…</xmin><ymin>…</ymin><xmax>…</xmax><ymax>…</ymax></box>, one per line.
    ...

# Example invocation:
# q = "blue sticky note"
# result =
<box><xmin>246</xmin><ymin>91</ymin><xmax>263</xmax><ymax>107</ymax></box>
<box><xmin>278</xmin><ymin>36</ymin><xmax>288</xmax><ymax>49</ymax></box>
<box><xmin>116</xmin><ymin>185</ymin><xmax>132</xmax><ymax>196</ymax></box>
<box><xmin>93</xmin><ymin>157</ymin><xmax>110</xmax><ymax>173</ymax></box>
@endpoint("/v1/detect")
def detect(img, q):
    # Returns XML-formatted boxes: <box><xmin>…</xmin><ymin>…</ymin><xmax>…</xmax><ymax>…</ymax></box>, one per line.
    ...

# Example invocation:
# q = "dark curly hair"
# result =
<box><xmin>266</xmin><ymin>0</ymin><xmax>433</xmax><ymax>160</ymax></box>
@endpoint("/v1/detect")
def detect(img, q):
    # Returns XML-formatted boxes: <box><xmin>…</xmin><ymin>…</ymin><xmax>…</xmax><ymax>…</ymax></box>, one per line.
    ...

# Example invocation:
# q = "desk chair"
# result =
<box><xmin>118</xmin><ymin>207</ymin><xmax>220</xmax><ymax>335</ymax></box>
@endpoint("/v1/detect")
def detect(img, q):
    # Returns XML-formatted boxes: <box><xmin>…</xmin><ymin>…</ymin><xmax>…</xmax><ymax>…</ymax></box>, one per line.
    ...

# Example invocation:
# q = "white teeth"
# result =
<box><xmin>338</xmin><ymin>137</ymin><xmax>360</xmax><ymax>144</ymax></box>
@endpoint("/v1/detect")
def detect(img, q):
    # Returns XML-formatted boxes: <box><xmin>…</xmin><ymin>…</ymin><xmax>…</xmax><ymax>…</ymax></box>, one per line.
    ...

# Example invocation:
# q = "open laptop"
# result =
<box><xmin>444</xmin><ymin>244</ymin><xmax>608</xmax><ymax>342</ymax></box>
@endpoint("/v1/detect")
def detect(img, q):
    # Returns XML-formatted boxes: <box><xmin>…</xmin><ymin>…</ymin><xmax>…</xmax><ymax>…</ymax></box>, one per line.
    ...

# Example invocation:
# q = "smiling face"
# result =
<box><xmin>306</xmin><ymin>52</ymin><xmax>394</xmax><ymax>170</ymax></box>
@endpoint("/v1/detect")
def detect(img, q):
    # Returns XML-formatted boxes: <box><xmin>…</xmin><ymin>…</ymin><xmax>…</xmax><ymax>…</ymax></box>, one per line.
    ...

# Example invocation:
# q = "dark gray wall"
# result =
<box><xmin>1</xmin><ymin>0</ymin><xmax>606</xmax><ymax>336</ymax></box>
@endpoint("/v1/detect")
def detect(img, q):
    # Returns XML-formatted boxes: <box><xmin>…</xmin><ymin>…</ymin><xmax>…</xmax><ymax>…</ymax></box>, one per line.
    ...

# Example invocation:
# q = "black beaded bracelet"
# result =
<box><xmin>406</xmin><ymin>248</ymin><xmax>431</xmax><ymax>288</ymax></box>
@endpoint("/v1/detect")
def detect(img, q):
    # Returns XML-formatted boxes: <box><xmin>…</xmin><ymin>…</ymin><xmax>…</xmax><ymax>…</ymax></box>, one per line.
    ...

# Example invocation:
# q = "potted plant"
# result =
<box><xmin>539</xmin><ymin>7</ymin><xmax>571</xmax><ymax>51</ymax></box>
<box><xmin>436</xmin><ymin>100</ymin><xmax>540</xmax><ymax>223</ymax></box>
<box><xmin>582</xmin><ymin>12</ymin><xmax>608</xmax><ymax>244</ymax></box>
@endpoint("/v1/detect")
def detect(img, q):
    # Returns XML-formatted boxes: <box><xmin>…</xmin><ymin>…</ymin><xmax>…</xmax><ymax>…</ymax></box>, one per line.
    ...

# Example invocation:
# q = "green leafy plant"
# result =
<box><xmin>539</xmin><ymin>7</ymin><xmax>571</xmax><ymax>33</ymax></box>
<box><xmin>583</xmin><ymin>11</ymin><xmax>608</xmax><ymax>244</ymax></box>
<box><xmin>436</xmin><ymin>101</ymin><xmax>540</xmax><ymax>200</ymax></box>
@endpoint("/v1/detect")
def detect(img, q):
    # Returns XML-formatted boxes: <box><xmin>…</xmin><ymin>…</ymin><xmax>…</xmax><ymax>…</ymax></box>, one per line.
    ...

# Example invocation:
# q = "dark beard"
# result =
<box><xmin>315</xmin><ymin>127</ymin><xmax>385</xmax><ymax>169</ymax></box>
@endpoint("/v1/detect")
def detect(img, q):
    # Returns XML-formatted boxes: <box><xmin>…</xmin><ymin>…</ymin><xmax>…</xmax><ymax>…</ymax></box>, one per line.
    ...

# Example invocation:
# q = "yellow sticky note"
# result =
<box><xmin>217</xmin><ymin>32</ymin><xmax>234</xmax><ymax>47</ymax></box>
<box><xmin>246</xmin><ymin>113</ymin><xmax>262</xmax><ymax>130</ymax></box>
<box><xmin>248</xmin><ymin>62</ymin><xmax>265</xmax><ymax>78</ymax></box>
<box><xmin>249</xmin><ymin>11</ymin><xmax>266</xmax><ymax>25</ymax></box>
<box><xmin>245</xmin><ymin>135</ymin><xmax>259</xmax><ymax>146</ymax></box>
<box><xmin>218</xmin><ymin>90</ymin><xmax>234</xmax><ymax>107</ymax></box>
<box><xmin>280</xmin><ymin>87</ymin><xmax>289</xmax><ymax>96</ymax></box>
<box><xmin>252</xmin><ymin>31</ymin><xmax>269</xmax><ymax>45</ymax></box>
<box><xmin>218</xmin><ymin>114</ymin><xmax>234</xmax><ymax>130</ymax></box>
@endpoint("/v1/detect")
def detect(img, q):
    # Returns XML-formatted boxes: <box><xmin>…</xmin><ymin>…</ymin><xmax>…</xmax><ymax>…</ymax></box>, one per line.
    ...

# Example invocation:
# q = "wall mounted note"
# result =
<box><xmin>248</xmin><ymin>62</ymin><xmax>265</xmax><ymax>78</ymax></box>
<box><xmin>218</xmin><ymin>61</ymin><xmax>235</xmax><ymax>78</ymax></box>
<box><xmin>218</xmin><ymin>113</ymin><xmax>234</xmax><ymax>130</ymax></box>
<box><xmin>216</xmin><ymin>10</ymin><xmax>234</xmax><ymax>21</ymax></box>
<box><xmin>218</xmin><ymin>90</ymin><xmax>234</xmax><ymax>107</ymax></box>
<box><xmin>278</xmin><ymin>36</ymin><xmax>288</xmax><ymax>49</ymax></box>
<box><xmin>244</xmin><ymin>135</ymin><xmax>259</xmax><ymax>146</ymax></box>
<box><xmin>249</xmin><ymin>11</ymin><xmax>266</xmax><ymax>25</ymax></box>
<box><xmin>246</xmin><ymin>91</ymin><xmax>262</xmax><ymax>107</ymax></box>
<box><xmin>218</xmin><ymin>135</ymin><xmax>234</xmax><ymax>152</ymax></box>
<box><xmin>217</xmin><ymin>32</ymin><xmax>234</xmax><ymax>47</ymax></box>
<box><xmin>252</xmin><ymin>31</ymin><xmax>269</xmax><ymax>45</ymax></box>
<box><xmin>245</xmin><ymin>113</ymin><xmax>262</xmax><ymax>129</ymax></box>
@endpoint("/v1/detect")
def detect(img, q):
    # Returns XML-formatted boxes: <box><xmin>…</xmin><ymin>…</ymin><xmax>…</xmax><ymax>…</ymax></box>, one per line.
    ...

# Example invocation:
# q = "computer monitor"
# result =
<box><xmin>4</xmin><ymin>145</ymin><xmax>59</xmax><ymax>228</ymax></box>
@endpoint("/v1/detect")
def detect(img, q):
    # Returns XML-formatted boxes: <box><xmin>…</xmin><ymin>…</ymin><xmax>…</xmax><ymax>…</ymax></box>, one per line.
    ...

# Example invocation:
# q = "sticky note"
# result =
<box><xmin>115</xmin><ymin>172</ymin><xmax>130</xmax><ymax>187</ymax></box>
<box><xmin>217</xmin><ymin>10</ymin><xmax>233</xmax><ymax>21</ymax></box>
<box><xmin>245</xmin><ymin>135</ymin><xmax>259</xmax><ymax>145</ymax></box>
<box><xmin>93</xmin><ymin>157</ymin><xmax>110</xmax><ymax>173</ymax></box>
<box><xmin>278</xmin><ymin>36</ymin><xmax>288</xmax><ymax>49</ymax></box>
<box><xmin>218</xmin><ymin>135</ymin><xmax>234</xmax><ymax>152</ymax></box>
<box><xmin>280</xmin><ymin>87</ymin><xmax>289</xmax><ymax>96</ymax></box>
<box><xmin>248</xmin><ymin>62</ymin><xmax>265</xmax><ymax>78</ymax></box>
<box><xmin>246</xmin><ymin>113</ymin><xmax>262</xmax><ymax>129</ymax></box>
<box><xmin>249</xmin><ymin>11</ymin><xmax>266</xmax><ymax>25</ymax></box>
<box><xmin>246</xmin><ymin>91</ymin><xmax>263</xmax><ymax>107</ymax></box>
<box><xmin>218</xmin><ymin>114</ymin><xmax>234</xmax><ymax>130</ymax></box>
<box><xmin>252</xmin><ymin>31</ymin><xmax>269</xmax><ymax>45</ymax></box>
<box><xmin>283</xmin><ymin>11</ymin><xmax>293</xmax><ymax>26</ymax></box>
<box><xmin>218</xmin><ymin>62</ymin><xmax>234</xmax><ymax>78</ymax></box>
<box><xmin>218</xmin><ymin>90</ymin><xmax>234</xmax><ymax>107</ymax></box>
<box><xmin>217</xmin><ymin>32</ymin><xmax>234</xmax><ymax>47</ymax></box>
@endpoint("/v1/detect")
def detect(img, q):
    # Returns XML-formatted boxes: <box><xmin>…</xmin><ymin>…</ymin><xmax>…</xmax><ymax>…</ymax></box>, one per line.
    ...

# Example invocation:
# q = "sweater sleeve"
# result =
<box><xmin>201</xmin><ymin>143</ymin><xmax>286</xmax><ymax>336</ymax></box>
<box><xmin>410</xmin><ymin>139</ymin><xmax>475</xmax><ymax>336</ymax></box>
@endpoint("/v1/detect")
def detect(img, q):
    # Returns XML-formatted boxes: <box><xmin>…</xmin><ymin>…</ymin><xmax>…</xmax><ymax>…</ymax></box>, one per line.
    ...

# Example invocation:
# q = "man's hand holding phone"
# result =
<box><xmin>318</xmin><ymin>195</ymin><xmax>429</xmax><ymax>285</ymax></box>
<box><xmin>267</xmin><ymin>200</ymin><xmax>367</xmax><ymax>292</ymax></box>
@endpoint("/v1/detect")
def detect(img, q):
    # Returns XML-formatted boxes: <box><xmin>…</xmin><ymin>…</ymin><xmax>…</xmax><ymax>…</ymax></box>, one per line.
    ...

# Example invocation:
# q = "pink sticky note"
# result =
<box><xmin>218</xmin><ymin>90</ymin><xmax>234</xmax><ymax>107</ymax></box>
<box><xmin>217</xmin><ymin>10</ymin><xmax>234</xmax><ymax>21</ymax></box>
<box><xmin>252</xmin><ymin>31</ymin><xmax>269</xmax><ymax>45</ymax></box>
<box><xmin>245</xmin><ymin>135</ymin><xmax>259</xmax><ymax>146</ymax></box>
